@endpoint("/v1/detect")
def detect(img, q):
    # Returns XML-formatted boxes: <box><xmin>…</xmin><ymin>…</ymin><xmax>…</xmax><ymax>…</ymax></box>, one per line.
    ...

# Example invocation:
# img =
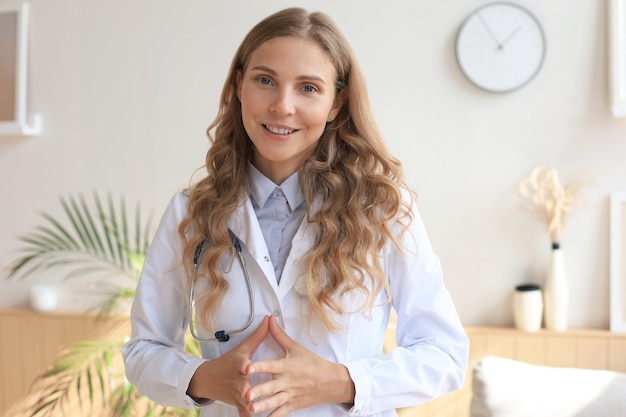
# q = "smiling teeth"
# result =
<box><xmin>265</xmin><ymin>125</ymin><xmax>294</xmax><ymax>135</ymax></box>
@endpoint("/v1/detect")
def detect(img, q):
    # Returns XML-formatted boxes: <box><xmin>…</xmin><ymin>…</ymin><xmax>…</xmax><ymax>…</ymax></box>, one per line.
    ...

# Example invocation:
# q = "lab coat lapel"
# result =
<box><xmin>276</xmin><ymin>221</ymin><xmax>315</xmax><ymax>299</ymax></box>
<box><xmin>275</xmin><ymin>198</ymin><xmax>321</xmax><ymax>300</ymax></box>
<box><xmin>227</xmin><ymin>198</ymin><xmax>278</xmax><ymax>290</ymax></box>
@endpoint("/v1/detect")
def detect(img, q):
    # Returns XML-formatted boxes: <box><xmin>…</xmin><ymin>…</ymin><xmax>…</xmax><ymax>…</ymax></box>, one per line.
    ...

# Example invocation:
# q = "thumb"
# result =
<box><xmin>239</xmin><ymin>315</ymin><xmax>270</xmax><ymax>356</ymax></box>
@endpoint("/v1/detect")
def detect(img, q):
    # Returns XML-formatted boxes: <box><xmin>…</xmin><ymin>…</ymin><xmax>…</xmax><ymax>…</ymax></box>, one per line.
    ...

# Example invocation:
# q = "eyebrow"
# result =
<box><xmin>250</xmin><ymin>65</ymin><xmax>327</xmax><ymax>84</ymax></box>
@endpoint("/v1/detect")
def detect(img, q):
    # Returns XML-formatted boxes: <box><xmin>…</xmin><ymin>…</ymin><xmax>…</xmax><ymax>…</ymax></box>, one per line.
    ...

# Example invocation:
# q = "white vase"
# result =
<box><xmin>543</xmin><ymin>243</ymin><xmax>569</xmax><ymax>331</ymax></box>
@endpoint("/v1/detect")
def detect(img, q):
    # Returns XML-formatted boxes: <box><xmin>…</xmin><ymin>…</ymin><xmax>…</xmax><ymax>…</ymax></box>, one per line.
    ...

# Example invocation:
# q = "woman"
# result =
<box><xmin>123</xmin><ymin>7</ymin><xmax>468</xmax><ymax>417</ymax></box>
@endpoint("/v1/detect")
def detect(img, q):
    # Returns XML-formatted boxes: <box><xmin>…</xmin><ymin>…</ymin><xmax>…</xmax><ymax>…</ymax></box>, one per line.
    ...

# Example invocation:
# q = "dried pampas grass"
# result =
<box><xmin>516</xmin><ymin>167</ymin><xmax>591</xmax><ymax>244</ymax></box>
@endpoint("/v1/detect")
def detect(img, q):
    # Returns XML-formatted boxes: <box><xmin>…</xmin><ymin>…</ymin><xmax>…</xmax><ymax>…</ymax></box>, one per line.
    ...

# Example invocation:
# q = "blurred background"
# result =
<box><xmin>1</xmin><ymin>0</ymin><xmax>625</xmax><ymax>329</ymax></box>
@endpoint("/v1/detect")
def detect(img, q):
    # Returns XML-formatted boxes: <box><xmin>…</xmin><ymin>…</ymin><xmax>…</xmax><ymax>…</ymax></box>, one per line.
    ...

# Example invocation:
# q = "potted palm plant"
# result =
<box><xmin>5</xmin><ymin>192</ymin><xmax>199</xmax><ymax>417</ymax></box>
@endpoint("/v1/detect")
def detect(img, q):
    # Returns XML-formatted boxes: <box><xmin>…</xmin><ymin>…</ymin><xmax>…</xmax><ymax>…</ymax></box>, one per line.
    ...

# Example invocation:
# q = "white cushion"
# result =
<box><xmin>470</xmin><ymin>356</ymin><xmax>626</xmax><ymax>417</ymax></box>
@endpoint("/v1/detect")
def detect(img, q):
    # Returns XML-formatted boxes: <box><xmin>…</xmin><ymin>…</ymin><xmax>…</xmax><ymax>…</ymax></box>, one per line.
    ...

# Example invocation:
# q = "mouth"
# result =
<box><xmin>263</xmin><ymin>124</ymin><xmax>297</xmax><ymax>136</ymax></box>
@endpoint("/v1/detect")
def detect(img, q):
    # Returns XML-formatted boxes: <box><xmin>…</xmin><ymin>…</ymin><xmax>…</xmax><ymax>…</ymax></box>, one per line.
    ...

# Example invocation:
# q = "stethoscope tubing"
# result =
<box><xmin>189</xmin><ymin>232</ymin><xmax>255</xmax><ymax>342</ymax></box>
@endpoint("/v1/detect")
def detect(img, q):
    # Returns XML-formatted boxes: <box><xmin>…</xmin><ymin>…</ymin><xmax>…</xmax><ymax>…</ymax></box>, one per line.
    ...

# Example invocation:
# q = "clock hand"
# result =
<box><xmin>500</xmin><ymin>26</ymin><xmax>523</xmax><ymax>49</ymax></box>
<box><xmin>476</xmin><ymin>13</ymin><xmax>502</xmax><ymax>49</ymax></box>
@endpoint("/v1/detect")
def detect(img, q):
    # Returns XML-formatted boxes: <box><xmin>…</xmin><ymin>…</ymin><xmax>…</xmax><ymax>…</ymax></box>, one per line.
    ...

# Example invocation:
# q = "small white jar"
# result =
<box><xmin>30</xmin><ymin>284</ymin><xmax>58</xmax><ymax>312</ymax></box>
<box><xmin>513</xmin><ymin>284</ymin><xmax>543</xmax><ymax>332</ymax></box>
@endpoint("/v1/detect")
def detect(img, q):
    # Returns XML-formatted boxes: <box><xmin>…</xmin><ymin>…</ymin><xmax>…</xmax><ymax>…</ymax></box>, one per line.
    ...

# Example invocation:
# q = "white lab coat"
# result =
<box><xmin>122</xmin><ymin>191</ymin><xmax>469</xmax><ymax>417</ymax></box>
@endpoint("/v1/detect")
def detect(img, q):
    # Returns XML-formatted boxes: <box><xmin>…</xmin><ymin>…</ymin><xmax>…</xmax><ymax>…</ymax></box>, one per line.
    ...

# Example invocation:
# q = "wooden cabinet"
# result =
<box><xmin>389</xmin><ymin>326</ymin><xmax>626</xmax><ymax>417</ymax></box>
<box><xmin>2</xmin><ymin>311</ymin><xmax>625</xmax><ymax>417</ymax></box>
<box><xmin>0</xmin><ymin>308</ymin><xmax>128</xmax><ymax>414</ymax></box>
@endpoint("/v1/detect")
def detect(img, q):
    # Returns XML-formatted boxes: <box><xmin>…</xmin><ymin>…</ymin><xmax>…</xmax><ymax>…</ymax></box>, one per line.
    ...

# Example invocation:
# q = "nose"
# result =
<box><xmin>269</xmin><ymin>88</ymin><xmax>295</xmax><ymax>116</ymax></box>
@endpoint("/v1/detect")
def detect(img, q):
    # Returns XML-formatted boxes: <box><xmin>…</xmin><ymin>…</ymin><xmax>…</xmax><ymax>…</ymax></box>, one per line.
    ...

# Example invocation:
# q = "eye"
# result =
<box><xmin>302</xmin><ymin>84</ymin><xmax>318</xmax><ymax>93</ymax></box>
<box><xmin>257</xmin><ymin>76</ymin><xmax>273</xmax><ymax>86</ymax></box>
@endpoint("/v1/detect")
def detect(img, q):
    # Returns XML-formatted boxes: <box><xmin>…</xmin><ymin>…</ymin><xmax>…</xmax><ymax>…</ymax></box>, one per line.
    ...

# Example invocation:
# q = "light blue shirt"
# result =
<box><xmin>248</xmin><ymin>163</ymin><xmax>306</xmax><ymax>283</ymax></box>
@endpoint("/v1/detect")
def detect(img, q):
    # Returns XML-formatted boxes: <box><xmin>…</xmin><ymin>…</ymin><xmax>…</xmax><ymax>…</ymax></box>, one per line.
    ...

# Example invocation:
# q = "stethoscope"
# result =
<box><xmin>189</xmin><ymin>231</ymin><xmax>254</xmax><ymax>342</ymax></box>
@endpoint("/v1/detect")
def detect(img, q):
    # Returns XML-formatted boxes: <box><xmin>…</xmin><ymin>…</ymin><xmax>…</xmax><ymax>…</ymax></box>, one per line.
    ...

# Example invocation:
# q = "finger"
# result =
<box><xmin>246</xmin><ymin>356</ymin><xmax>285</xmax><ymax>376</ymax></box>
<box><xmin>239</xmin><ymin>379</ymin><xmax>252</xmax><ymax>404</ymax></box>
<box><xmin>246</xmin><ymin>316</ymin><xmax>293</xmax><ymax>375</ymax></box>
<box><xmin>248</xmin><ymin>390</ymin><xmax>290</xmax><ymax>415</ymax></box>
<box><xmin>267</xmin><ymin>314</ymin><xmax>295</xmax><ymax>352</ymax></box>
<box><xmin>237</xmin><ymin>403</ymin><xmax>252</xmax><ymax>417</ymax></box>
<box><xmin>239</xmin><ymin>315</ymin><xmax>270</xmax><ymax>356</ymax></box>
<box><xmin>244</xmin><ymin>372</ymin><xmax>285</xmax><ymax>402</ymax></box>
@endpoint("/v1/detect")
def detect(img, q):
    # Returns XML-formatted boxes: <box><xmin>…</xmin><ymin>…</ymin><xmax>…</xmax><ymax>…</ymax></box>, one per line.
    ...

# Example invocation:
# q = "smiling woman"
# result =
<box><xmin>122</xmin><ymin>7</ymin><xmax>468</xmax><ymax>417</ymax></box>
<box><xmin>237</xmin><ymin>37</ymin><xmax>345</xmax><ymax>184</ymax></box>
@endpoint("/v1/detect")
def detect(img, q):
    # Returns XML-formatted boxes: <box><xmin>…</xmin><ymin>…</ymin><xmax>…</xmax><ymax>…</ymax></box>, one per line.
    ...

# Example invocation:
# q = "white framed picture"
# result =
<box><xmin>0</xmin><ymin>1</ymin><xmax>40</xmax><ymax>136</ymax></box>
<box><xmin>610</xmin><ymin>192</ymin><xmax>626</xmax><ymax>332</ymax></box>
<box><xmin>609</xmin><ymin>0</ymin><xmax>626</xmax><ymax>117</ymax></box>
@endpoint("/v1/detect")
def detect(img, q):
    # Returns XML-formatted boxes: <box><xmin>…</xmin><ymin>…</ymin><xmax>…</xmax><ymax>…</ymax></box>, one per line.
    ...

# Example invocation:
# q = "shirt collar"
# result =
<box><xmin>248</xmin><ymin>163</ymin><xmax>304</xmax><ymax>210</ymax></box>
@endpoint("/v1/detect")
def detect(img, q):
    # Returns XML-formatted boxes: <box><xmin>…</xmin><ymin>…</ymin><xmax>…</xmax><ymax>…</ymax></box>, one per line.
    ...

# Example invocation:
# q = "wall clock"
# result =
<box><xmin>455</xmin><ymin>2</ymin><xmax>547</xmax><ymax>93</ymax></box>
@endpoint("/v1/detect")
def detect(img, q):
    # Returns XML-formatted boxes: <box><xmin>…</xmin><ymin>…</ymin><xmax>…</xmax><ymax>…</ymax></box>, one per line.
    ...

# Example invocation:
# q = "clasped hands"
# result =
<box><xmin>187</xmin><ymin>315</ymin><xmax>355</xmax><ymax>417</ymax></box>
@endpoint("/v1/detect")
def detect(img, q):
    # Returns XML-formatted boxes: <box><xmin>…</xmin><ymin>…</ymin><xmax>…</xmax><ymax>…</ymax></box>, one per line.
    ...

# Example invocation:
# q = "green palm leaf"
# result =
<box><xmin>7</xmin><ymin>192</ymin><xmax>153</xmax><ymax>313</ymax></box>
<box><xmin>27</xmin><ymin>339</ymin><xmax>121</xmax><ymax>417</ymax></box>
<box><xmin>6</xmin><ymin>192</ymin><xmax>201</xmax><ymax>417</ymax></box>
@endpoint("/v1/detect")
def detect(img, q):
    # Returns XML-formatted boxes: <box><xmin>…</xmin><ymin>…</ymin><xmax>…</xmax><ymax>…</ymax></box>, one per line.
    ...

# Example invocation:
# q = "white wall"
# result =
<box><xmin>1</xmin><ymin>0</ymin><xmax>625</xmax><ymax>329</ymax></box>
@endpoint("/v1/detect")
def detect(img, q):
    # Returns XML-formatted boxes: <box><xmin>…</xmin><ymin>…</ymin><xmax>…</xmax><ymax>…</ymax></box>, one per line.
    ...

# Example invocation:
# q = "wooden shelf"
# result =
<box><xmin>465</xmin><ymin>325</ymin><xmax>625</xmax><ymax>337</ymax></box>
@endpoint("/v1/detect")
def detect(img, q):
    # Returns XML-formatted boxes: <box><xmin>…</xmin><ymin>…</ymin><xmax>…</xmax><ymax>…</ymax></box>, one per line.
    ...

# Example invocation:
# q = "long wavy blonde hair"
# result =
<box><xmin>179</xmin><ymin>7</ymin><xmax>412</xmax><ymax>331</ymax></box>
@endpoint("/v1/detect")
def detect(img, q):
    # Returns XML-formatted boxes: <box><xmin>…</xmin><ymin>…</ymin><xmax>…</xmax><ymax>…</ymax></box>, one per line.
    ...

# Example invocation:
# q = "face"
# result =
<box><xmin>237</xmin><ymin>36</ymin><xmax>345</xmax><ymax>184</ymax></box>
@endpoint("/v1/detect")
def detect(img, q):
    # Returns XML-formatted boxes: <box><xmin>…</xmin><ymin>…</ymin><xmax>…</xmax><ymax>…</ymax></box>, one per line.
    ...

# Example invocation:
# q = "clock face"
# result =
<box><xmin>455</xmin><ymin>2</ymin><xmax>546</xmax><ymax>93</ymax></box>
